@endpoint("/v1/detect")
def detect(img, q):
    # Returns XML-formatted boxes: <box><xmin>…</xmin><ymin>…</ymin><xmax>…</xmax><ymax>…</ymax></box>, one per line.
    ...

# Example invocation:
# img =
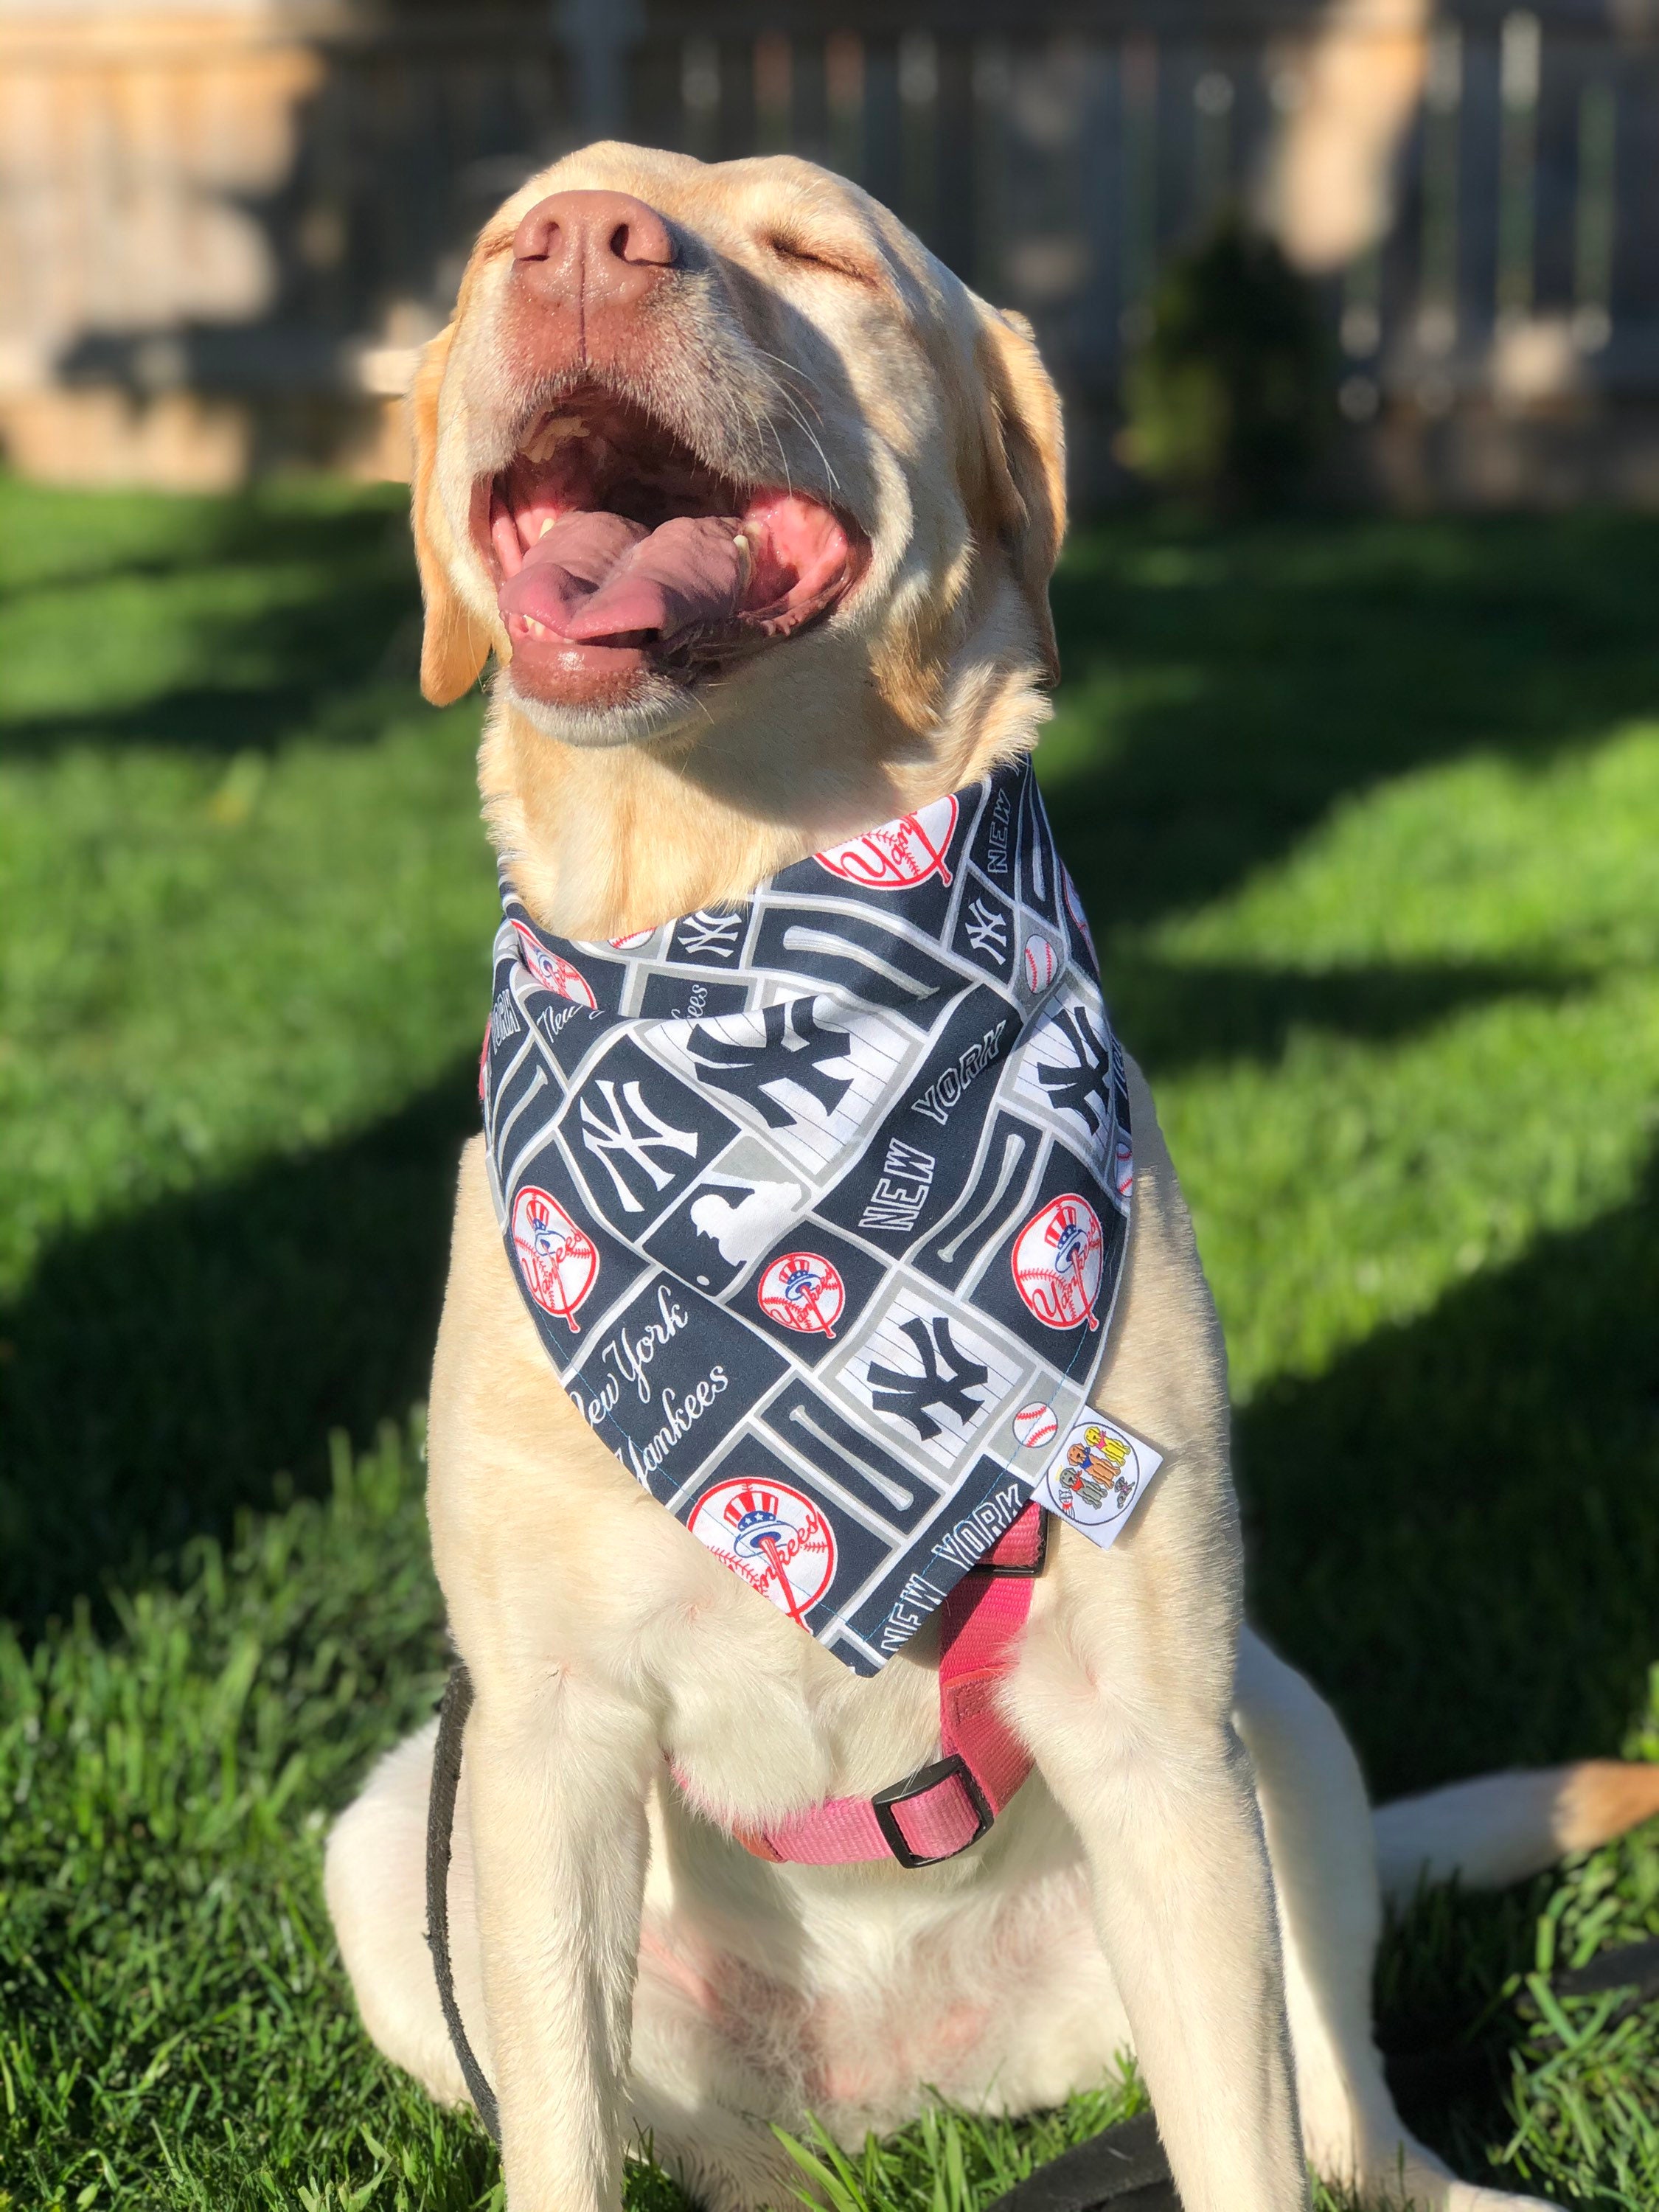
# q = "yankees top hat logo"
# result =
<box><xmin>510</xmin><ymin>1186</ymin><xmax>599</xmax><ymax>1331</ymax></box>
<box><xmin>757</xmin><ymin>1252</ymin><xmax>845</xmax><ymax>1337</ymax></box>
<box><xmin>1012</xmin><ymin>1194</ymin><xmax>1105</xmax><ymax>1332</ymax></box>
<box><xmin>689</xmin><ymin>1478</ymin><xmax>836</xmax><ymax>1624</ymax></box>
<box><xmin>512</xmin><ymin>920</ymin><xmax>597</xmax><ymax>1009</ymax></box>
<box><xmin>815</xmin><ymin>793</ymin><xmax>959</xmax><ymax>890</ymax></box>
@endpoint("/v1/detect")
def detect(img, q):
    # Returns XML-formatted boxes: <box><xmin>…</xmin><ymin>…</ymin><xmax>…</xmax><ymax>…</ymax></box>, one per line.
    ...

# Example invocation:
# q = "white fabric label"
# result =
<box><xmin>1032</xmin><ymin>1413</ymin><xmax>1164</xmax><ymax>1550</ymax></box>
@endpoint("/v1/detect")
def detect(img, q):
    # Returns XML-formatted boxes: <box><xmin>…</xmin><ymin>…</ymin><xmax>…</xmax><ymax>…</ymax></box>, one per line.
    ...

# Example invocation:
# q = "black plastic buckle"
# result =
<box><xmin>975</xmin><ymin>1509</ymin><xmax>1051</xmax><ymax>1581</ymax></box>
<box><xmin>871</xmin><ymin>1754</ymin><xmax>993</xmax><ymax>1868</ymax></box>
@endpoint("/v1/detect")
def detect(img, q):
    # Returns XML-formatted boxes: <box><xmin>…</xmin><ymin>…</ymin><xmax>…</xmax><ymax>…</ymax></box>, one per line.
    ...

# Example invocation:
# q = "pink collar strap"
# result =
<box><xmin>711</xmin><ymin>1503</ymin><xmax>1048</xmax><ymax>1868</ymax></box>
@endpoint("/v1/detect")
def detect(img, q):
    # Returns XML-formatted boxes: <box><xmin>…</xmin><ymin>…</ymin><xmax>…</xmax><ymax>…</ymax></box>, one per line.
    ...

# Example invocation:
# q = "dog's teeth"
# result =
<box><xmin>538</xmin><ymin>517</ymin><xmax>555</xmax><ymax>540</ymax></box>
<box><xmin>522</xmin><ymin>414</ymin><xmax>588</xmax><ymax>464</ymax></box>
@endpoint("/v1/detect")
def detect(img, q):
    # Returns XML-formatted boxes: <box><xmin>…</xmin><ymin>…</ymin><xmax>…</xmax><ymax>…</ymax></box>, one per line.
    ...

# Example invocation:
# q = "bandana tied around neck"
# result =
<box><xmin>481</xmin><ymin>759</ymin><xmax>1133</xmax><ymax>1675</ymax></box>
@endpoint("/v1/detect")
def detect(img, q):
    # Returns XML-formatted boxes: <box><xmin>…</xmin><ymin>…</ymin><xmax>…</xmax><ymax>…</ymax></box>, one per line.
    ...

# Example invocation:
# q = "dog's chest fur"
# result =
<box><xmin>635</xmin><ymin>1782</ymin><xmax>1124</xmax><ymax>2132</ymax></box>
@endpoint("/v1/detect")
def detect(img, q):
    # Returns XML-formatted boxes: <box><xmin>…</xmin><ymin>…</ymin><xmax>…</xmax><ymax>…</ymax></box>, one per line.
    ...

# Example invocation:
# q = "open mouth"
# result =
<box><xmin>479</xmin><ymin>388</ymin><xmax>863</xmax><ymax>711</ymax></box>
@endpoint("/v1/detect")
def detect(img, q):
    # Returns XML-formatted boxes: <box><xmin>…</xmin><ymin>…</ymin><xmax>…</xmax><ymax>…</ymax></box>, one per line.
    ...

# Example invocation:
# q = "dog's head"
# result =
<box><xmin>410</xmin><ymin>142</ymin><xmax>1064</xmax><ymax>759</ymax></box>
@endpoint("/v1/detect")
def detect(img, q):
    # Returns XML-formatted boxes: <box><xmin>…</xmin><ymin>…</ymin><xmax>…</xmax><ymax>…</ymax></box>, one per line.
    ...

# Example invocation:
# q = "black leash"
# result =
<box><xmin>422</xmin><ymin>1653</ymin><xmax>1172</xmax><ymax>2196</ymax></box>
<box><xmin>425</xmin><ymin>1663</ymin><xmax>501</xmax><ymax>2146</ymax></box>
<box><xmin>981</xmin><ymin>2112</ymin><xmax>1178</xmax><ymax>2212</ymax></box>
<box><xmin>422</xmin><ymin>1659</ymin><xmax>1659</xmax><ymax>2211</ymax></box>
<box><xmin>423</xmin><ymin>1657</ymin><xmax>1174</xmax><ymax>2190</ymax></box>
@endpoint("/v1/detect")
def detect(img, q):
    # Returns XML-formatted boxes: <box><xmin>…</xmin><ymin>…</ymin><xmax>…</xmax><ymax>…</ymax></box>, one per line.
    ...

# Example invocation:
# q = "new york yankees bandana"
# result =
<box><xmin>481</xmin><ymin>758</ymin><xmax>1135</xmax><ymax>1675</ymax></box>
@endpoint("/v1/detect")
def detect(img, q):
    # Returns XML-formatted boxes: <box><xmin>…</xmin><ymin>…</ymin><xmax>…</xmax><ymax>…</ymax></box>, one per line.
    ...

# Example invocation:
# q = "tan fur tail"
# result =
<box><xmin>1373</xmin><ymin>1759</ymin><xmax>1659</xmax><ymax>1907</ymax></box>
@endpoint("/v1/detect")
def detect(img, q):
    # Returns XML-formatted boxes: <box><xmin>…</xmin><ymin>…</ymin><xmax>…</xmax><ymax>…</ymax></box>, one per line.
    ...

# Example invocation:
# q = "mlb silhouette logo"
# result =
<box><xmin>511</xmin><ymin>920</ymin><xmax>597</xmax><ymax>1009</ymax></box>
<box><xmin>510</xmin><ymin>1185</ymin><xmax>599</xmax><ymax>1332</ymax></box>
<box><xmin>815</xmin><ymin>793</ymin><xmax>959</xmax><ymax>890</ymax></box>
<box><xmin>689</xmin><ymin>1477</ymin><xmax>837</xmax><ymax>1626</ymax></box>
<box><xmin>1012</xmin><ymin>1194</ymin><xmax>1105</xmax><ymax>1332</ymax></box>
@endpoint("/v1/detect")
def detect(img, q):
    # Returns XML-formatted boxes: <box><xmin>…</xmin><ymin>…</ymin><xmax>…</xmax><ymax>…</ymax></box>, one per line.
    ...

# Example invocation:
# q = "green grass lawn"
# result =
<box><xmin>1</xmin><ymin>475</ymin><xmax>1656</xmax><ymax>2211</ymax></box>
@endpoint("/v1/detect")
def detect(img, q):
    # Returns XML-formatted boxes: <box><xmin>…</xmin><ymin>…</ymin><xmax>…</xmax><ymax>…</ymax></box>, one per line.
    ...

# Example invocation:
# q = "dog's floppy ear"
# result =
<box><xmin>973</xmin><ymin>304</ymin><xmax>1067</xmax><ymax>685</ymax></box>
<box><xmin>408</xmin><ymin>326</ymin><xmax>493</xmax><ymax>706</ymax></box>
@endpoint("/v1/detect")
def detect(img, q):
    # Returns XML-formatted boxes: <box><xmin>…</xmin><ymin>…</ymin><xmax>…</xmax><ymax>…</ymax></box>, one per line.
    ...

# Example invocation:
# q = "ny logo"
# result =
<box><xmin>866</xmin><ymin>1317</ymin><xmax>990</xmax><ymax>1441</ymax></box>
<box><xmin>680</xmin><ymin>909</ymin><xmax>744</xmax><ymax>960</ymax></box>
<box><xmin>1035</xmin><ymin>1005</ymin><xmax>1113</xmax><ymax>1135</ymax></box>
<box><xmin>579</xmin><ymin>1079</ymin><xmax>699</xmax><ymax>1213</ymax></box>
<box><xmin>964</xmin><ymin>897</ymin><xmax>1008</xmax><ymax>959</ymax></box>
<box><xmin>686</xmin><ymin>1001</ymin><xmax>853</xmax><ymax>1128</ymax></box>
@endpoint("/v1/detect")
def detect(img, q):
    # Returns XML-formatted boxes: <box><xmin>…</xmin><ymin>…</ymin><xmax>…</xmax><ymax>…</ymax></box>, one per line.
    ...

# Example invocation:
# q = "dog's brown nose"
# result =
<box><xmin>511</xmin><ymin>190</ymin><xmax>677</xmax><ymax>310</ymax></box>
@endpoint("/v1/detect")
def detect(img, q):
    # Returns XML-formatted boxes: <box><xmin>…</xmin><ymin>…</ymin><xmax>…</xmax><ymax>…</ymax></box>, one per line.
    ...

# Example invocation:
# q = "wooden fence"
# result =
<box><xmin>1</xmin><ymin>0</ymin><xmax>1657</xmax><ymax>498</ymax></box>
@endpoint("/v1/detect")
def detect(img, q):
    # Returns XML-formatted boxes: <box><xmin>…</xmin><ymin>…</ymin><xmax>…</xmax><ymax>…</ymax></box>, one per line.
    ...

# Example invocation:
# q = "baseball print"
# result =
<box><xmin>1023</xmin><ymin>935</ymin><xmax>1057</xmax><ymax>993</ymax></box>
<box><xmin>1012</xmin><ymin>1401</ymin><xmax>1060</xmax><ymax>1450</ymax></box>
<box><xmin>484</xmin><ymin>759</ymin><xmax>1132</xmax><ymax>1674</ymax></box>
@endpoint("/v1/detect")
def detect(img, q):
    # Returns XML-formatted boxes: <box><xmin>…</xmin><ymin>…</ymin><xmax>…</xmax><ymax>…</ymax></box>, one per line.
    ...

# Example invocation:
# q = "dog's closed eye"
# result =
<box><xmin>762</xmin><ymin>232</ymin><xmax>878</xmax><ymax>288</ymax></box>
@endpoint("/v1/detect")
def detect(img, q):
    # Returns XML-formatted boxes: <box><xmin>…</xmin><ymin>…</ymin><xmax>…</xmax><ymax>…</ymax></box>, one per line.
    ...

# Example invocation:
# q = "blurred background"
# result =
<box><xmin>3</xmin><ymin>6</ymin><xmax>1658</xmax><ymax>2210</ymax></box>
<box><xmin>3</xmin><ymin>0</ymin><xmax>1659</xmax><ymax>504</ymax></box>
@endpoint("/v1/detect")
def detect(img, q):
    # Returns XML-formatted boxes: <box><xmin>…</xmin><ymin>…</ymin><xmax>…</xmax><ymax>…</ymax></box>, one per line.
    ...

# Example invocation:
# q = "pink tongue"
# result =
<box><xmin>499</xmin><ymin>511</ymin><xmax>748</xmax><ymax>643</ymax></box>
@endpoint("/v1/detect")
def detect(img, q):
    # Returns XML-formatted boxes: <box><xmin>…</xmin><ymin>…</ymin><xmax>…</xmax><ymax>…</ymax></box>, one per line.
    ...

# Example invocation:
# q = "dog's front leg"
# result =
<box><xmin>1007</xmin><ymin>1064</ymin><xmax>1306</xmax><ymax>2209</ymax></box>
<box><xmin>464</xmin><ymin>1659</ymin><xmax>655</xmax><ymax>2212</ymax></box>
<box><xmin>1018</xmin><ymin>1591</ymin><xmax>1307</xmax><ymax>2212</ymax></box>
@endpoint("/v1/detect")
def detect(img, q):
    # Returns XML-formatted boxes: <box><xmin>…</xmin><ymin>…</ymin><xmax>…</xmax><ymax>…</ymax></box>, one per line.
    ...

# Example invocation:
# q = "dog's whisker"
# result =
<box><xmin>768</xmin><ymin>392</ymin><xmax>841</xmax><ymax>495</ymax></box>
<box><xmin>751</xmin><ymin>348</ymin><xmax>827</xmax><ymax>420</ymax></box>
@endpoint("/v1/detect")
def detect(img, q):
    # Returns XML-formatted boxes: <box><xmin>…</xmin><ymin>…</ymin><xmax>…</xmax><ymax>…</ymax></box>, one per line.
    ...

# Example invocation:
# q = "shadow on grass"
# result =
<box><xmin>4</xmin><ymin>509</ymin><xmax>1657</xmax><ymax>1711</ymax></box>
<box><xmin>1107</xmin><ymin>953</ymin><xmax>1589</xmax><ymax>1073</ymax></box>
<box><xmin>0</xmin><ymin>1057</ymin><xmax>481</xmax><ymax>1628</ymax></box>
<box><xmin>4</xmin><ymin>1049</ymin><xmax>1655</xmax><ymax>1812</ymax></box>
<box><xmin>1240</xmin><ymin>1142</ymin><xmax>1659</xmax><ymax>1804</ymax></box>
<box><xmin>0</xmin><ymin>484</ymin><xmax>427</xmax><ymax>759</ymax></box>
<box><xmin>1047</xmin><ymin>510</ymin><xmax>1659</xmax><ymax>928</ymax></box>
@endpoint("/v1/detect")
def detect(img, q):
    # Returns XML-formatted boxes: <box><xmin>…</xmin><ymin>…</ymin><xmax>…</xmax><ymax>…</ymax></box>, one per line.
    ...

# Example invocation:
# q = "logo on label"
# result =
<box><xmin>510</xmin><ymin>1186</ymin><xmax>599</xmax><ymax>1332</ymax></box>
<box><xmin>1012</xmin><ymin>1400</ymin><xmax>1059</xmax><ymax>1450</ymax></box>
<box><xmin>512</xmin><ymin>922</ymin><xmax>597</xmax><ymax>1009</ymax></box>
<box><xmin>815</xmin><ymin>794</ymin><xmax>959</xmax><ymax>891</ymax></box>
<box><xmin>1051</xmin><ymin>1422</ymin><xmax>1141</xmax><ymax>1527</ymax></box>
<box><xmin>1023</xmin><ymin>935</ymin><xmax>1058</xmax><ymax>993</ymax></box>
<box><xmin>757</xmin><ymin>1251</ymin><xmax>845</xmax><ymax>1338</ymax></box>
<box><xmin>1012</xmin><ymin>1195</ymin><xmax>1105</xmax><ymax>1332</ymax></box>
<box><xmin>689</xmin><ymin>1478</ymin><xmax>836</xmax><ymax>1625</ymax></box>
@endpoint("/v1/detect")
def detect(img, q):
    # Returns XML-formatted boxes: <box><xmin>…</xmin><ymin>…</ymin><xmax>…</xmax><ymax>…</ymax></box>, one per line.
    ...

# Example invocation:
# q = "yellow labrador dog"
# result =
<box><xmin>326</xmin><ymin>144</ymin><xmax>1659</xmax><ymax>2212</ymax></box>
